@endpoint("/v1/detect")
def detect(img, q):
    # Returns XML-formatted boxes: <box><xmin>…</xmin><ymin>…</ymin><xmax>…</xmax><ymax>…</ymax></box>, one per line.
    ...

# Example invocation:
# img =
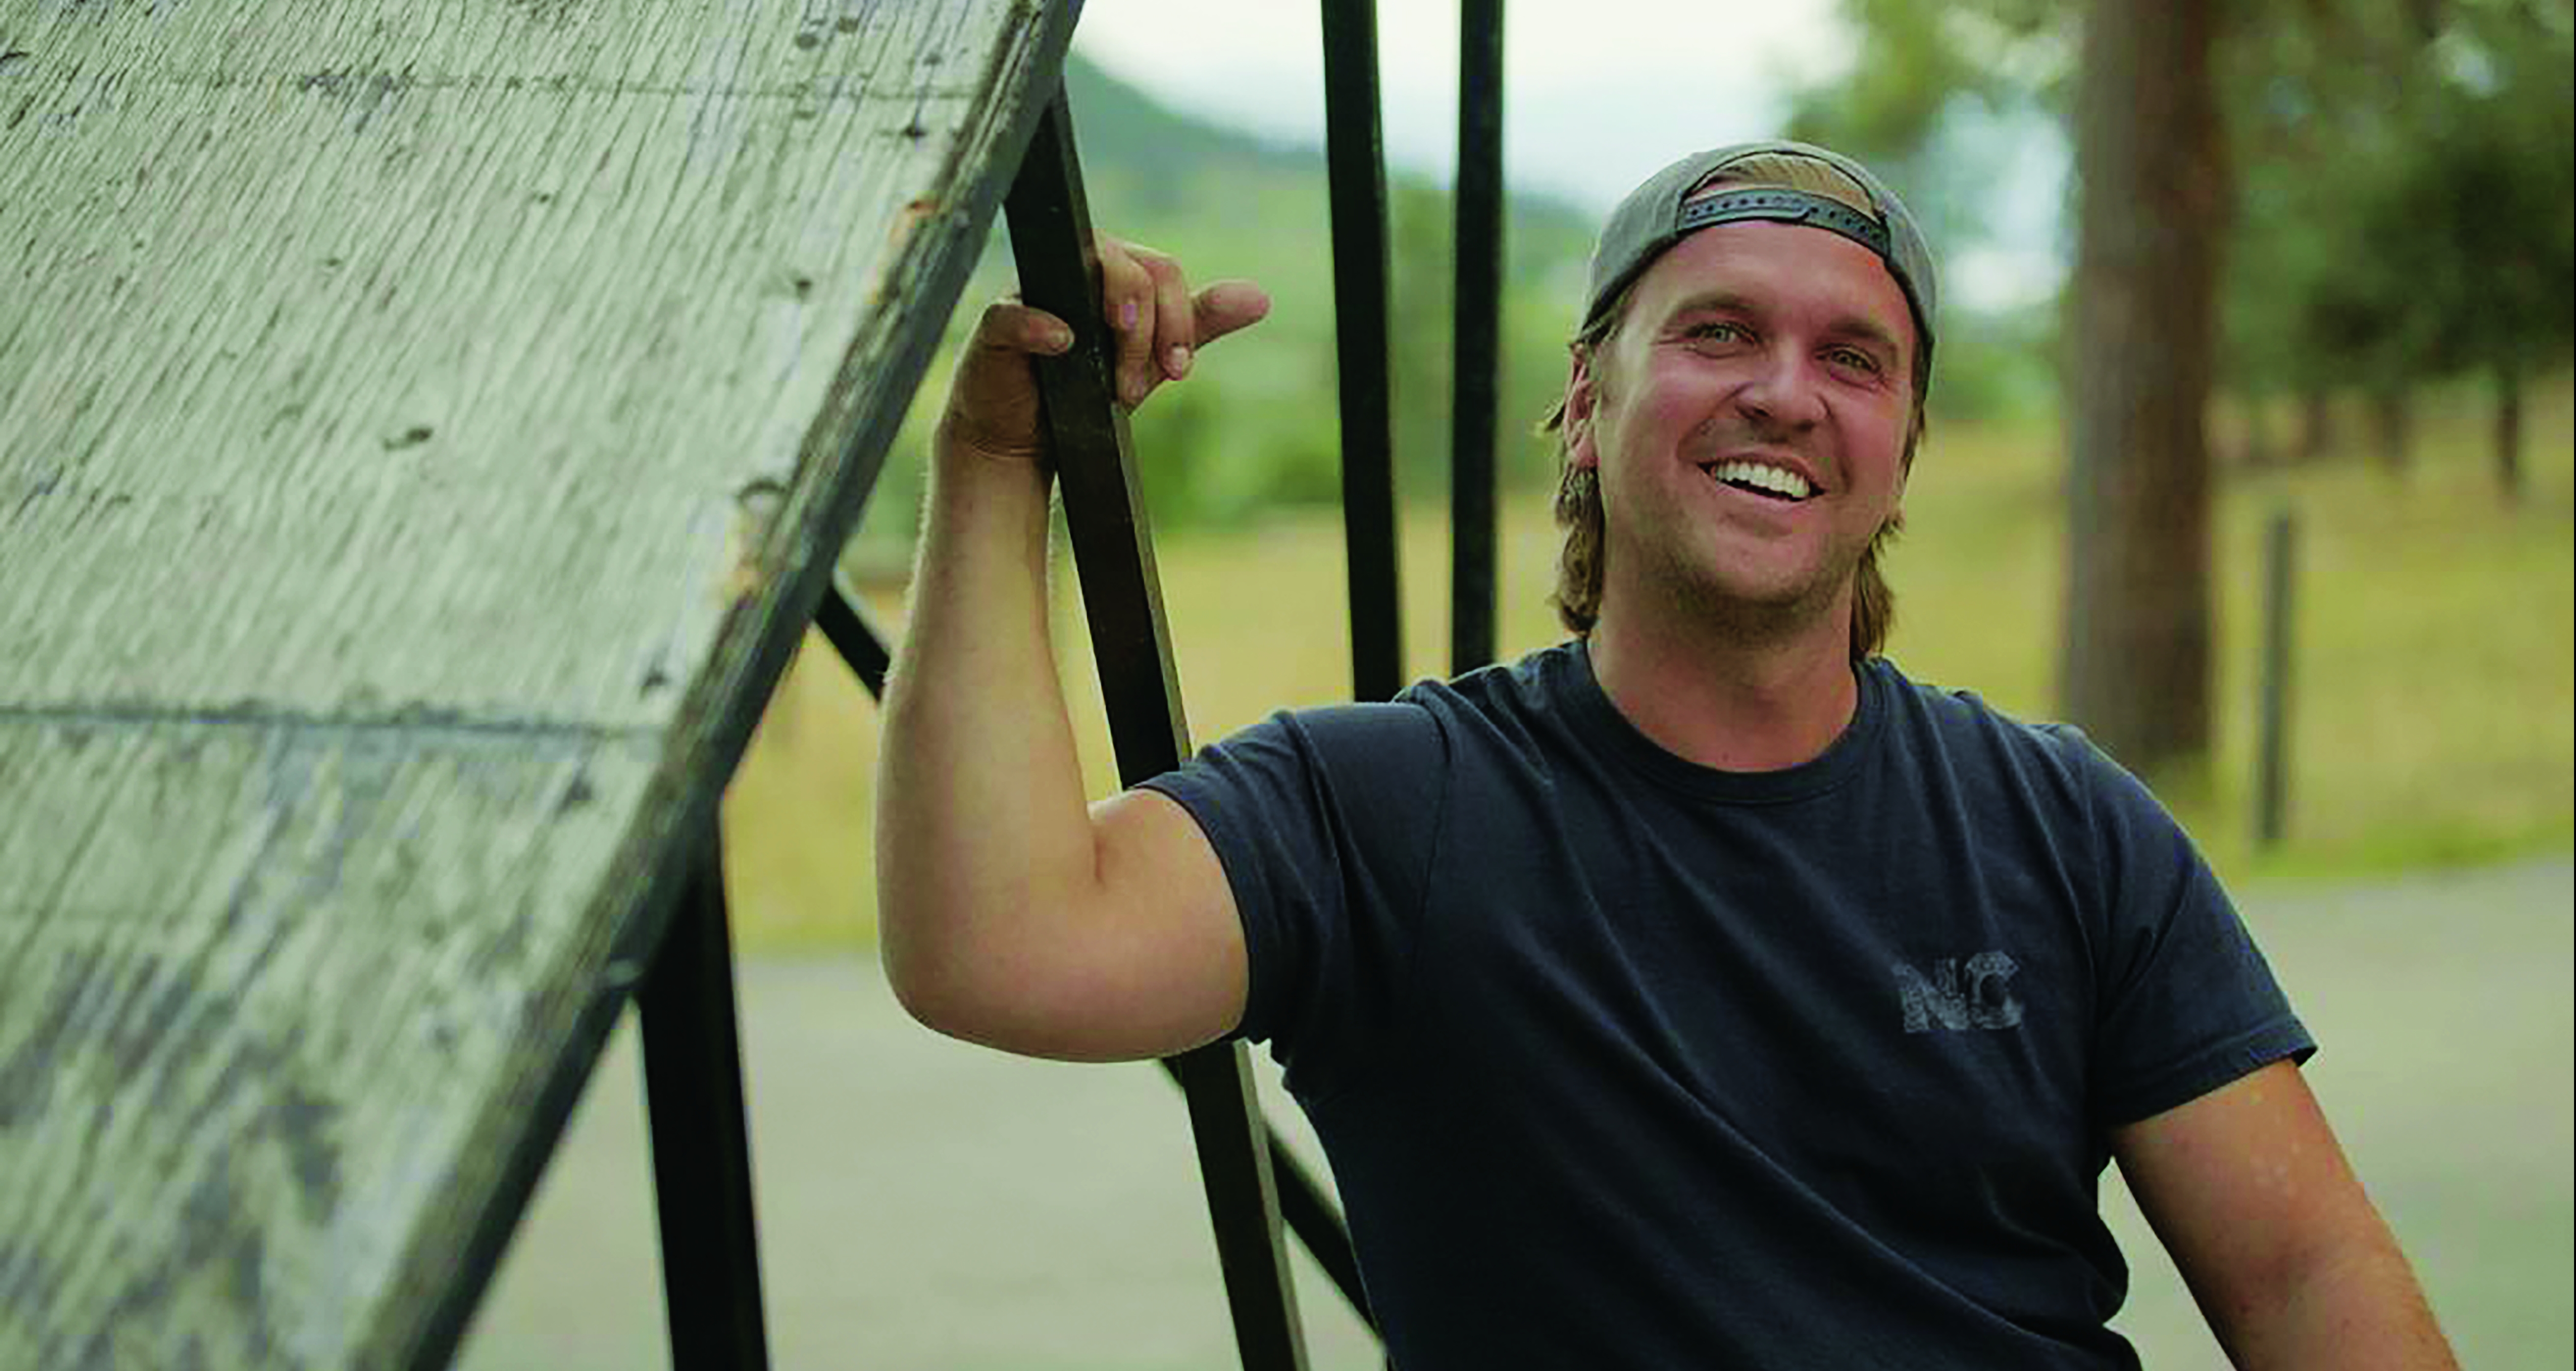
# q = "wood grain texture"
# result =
<box><xmin>0</xmin><ymin>1</ymin><xmax>1067</xmax><ymax>1366</ymax></box>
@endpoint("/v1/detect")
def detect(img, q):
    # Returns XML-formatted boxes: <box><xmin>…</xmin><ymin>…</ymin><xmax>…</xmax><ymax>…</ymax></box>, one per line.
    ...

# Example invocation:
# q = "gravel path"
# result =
<box><xmin>457</xmin><ymin>857</ymin><xmax>2572</xmax><ymax>1370</ymax></box>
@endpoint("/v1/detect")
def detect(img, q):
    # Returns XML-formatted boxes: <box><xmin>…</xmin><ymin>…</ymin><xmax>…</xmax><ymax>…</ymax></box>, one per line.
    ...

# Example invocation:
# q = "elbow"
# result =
<box><xmin>885</xmin><ymin>968</ymin><xmax>979</xmax><ymax>1045</ymax></box>
<box><xmin>876</xmin><ymin>902</ymin><xmax>1059</xmax><ymax>1055</ymax></box>
<box><xmin>877</xmin><ymin>906</ymin><xmax>978</xmax><ymax>1040</ymax></box>
<box><xmin>873</xmin><ymin>848</ymin><xmax>1002</xmax><ymax>1040</ymax></box>
<box><xmin>877</xmin><ymin>906</ymin><xmax>1165</xmax><ymax>1064</ymax></box>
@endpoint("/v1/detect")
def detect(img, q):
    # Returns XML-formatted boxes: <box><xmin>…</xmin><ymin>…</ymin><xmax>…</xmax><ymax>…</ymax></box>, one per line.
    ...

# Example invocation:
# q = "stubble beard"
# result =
<box><xmin>1625</xmin><ymin>518</ymin><xmax>1866</xmax><ymax>653</ymax></box>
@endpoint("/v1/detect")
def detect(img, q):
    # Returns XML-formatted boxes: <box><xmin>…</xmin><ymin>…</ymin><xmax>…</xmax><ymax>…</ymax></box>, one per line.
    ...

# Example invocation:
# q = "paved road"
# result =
<box><xmin>457</xmin><ymin>858</ymin><xmax>2572</xmax><ymax>1370</ymax></box>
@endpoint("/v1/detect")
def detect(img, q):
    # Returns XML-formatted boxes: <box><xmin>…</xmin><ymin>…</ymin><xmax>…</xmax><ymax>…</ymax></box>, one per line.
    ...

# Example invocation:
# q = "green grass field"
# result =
<box><xmin>720</xmin><ymin>373</ymin><xmax>2574</xmax><ymax>950</ymax></box>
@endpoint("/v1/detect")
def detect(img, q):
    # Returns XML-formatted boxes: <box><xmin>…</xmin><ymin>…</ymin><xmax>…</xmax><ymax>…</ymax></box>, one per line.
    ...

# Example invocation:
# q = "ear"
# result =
<box><xmin>1566</xmin><ymin>347</ymin><xmax>1601</xmax><ymax>472</ymax></box>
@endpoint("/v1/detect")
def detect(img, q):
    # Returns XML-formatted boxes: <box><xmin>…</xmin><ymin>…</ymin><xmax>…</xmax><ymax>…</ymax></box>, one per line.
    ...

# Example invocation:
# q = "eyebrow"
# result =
<box><xmin>1664</xmin><ymin>290</ymin><xmax>1907</xmax><ymax>367</ymax></box>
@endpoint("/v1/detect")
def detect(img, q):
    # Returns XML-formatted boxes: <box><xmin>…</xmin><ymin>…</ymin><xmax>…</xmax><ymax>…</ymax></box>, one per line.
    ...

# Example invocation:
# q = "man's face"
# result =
<box><xmin>1566</xmin><ymin>219</ymin><xmax>1917</xmax><ymax>639</ymax></box>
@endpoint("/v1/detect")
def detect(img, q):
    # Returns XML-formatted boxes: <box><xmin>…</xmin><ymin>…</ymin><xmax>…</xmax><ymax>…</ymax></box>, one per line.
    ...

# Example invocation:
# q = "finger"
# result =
<box><xmin>1192</xmin><ymin>280</ymin><xmax>1273</xmax><ymax>352</ymax></box>
<box><xmin>941</xmin><ymin>297</ymin><xmax>1075</xmax><ymax>459</ymax></box>
<box><xmin>1097</xmin><ymin>240</ymin><xmax>1157</xmax><ymax>407</ymax></box>
<box><xmin>973</xmin><ymin>297</ymin><xmax>1073</xmax><ymax>355</ymax></box>
<box><xmin>1144</xmin><ymin>251</ymin><xmax>1196</xmax><ymax>382</ymax></box>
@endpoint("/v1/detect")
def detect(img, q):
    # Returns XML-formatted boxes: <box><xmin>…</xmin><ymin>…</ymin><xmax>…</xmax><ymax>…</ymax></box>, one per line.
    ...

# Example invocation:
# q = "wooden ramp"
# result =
<box><xmin>0</xmin><ymin>3</ymin><xmax>1082</xmax><ymax>1366</ymax></box>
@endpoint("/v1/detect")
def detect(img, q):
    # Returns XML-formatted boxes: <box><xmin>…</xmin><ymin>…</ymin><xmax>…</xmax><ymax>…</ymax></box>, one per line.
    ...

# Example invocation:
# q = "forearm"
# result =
<box><xmin>2208</xmin><ymin>1224</ymin><xmax>2456</xmax><ymax>1371</ymax></box>
<box><xmin>874</xmin><ymin>442</ymin><xmax>1102</xmax><ymax>1031</ymax></box>
<box><xmin>2118</xmin><ymin>1065</ymin><xmax>2459</xmax><ymax>1371</ymax></box>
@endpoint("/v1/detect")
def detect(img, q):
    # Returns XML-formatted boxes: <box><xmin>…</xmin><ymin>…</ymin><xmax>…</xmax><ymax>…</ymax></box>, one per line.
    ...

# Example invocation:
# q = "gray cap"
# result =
<box><xmin>1580</xmin><ymin>140</ymin><xmax>1938</xmax><ymax>372</ymax></box>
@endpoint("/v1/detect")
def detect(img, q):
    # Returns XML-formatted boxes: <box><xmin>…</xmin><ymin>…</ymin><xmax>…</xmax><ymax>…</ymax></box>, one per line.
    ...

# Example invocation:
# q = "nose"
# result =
<box><xmin>1733</xmin><ymin>344</ymin><xmax>1824</xmax><ymax>434</ymax></box>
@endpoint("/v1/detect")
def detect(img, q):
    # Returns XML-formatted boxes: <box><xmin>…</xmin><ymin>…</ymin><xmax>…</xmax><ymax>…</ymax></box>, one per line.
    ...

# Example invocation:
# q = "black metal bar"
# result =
<box><xmin>1264</xmin><ymin>1127</ymin><xmax>1374</xmax><ymax>1330</ymax></box>
<box><xmin>1322</xmin><ymin>0</ymin><xmax>1405</xmax><ymax>703</ymax></box>
<box><xmin>1160</xmin><ymin>1050</ymin><xmax>1314</xmax><ymax>1371</ymax></box>
<box><xmin>815</xmin><ymin>586</ymin><xmax>1379</xmax><ymax>1331</ymax></box>
<box><xmin>636</xmin><ymin>828</ymin><xmax>772</xmax><ymax>1371</ymax></box>
<box><xmin>1450</xmin><ymin>0</ymin><xmax>1505</xmax><ymax>675</ymax></box>
<box><xmin>1003</xmin><ymin>89</ymin><xmax>1313</xmax><ymax>1371</ymax></box>
<box><xmin>1140</xmin><ymin>1058</ymin><xmax>1380</xmax><ymax>1333</ymax></box>
<box><xmin>814</xmin><ymin>573</ymin><xmax>893</xmax><ymax>699</ymax></box>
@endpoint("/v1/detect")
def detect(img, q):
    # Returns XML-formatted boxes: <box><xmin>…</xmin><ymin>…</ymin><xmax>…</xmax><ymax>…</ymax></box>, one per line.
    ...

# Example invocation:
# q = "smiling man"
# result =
<box><xmin>877</xmin><ymin>140</ymin><xmax>2457</xmax><ymax>1368</ymax></box>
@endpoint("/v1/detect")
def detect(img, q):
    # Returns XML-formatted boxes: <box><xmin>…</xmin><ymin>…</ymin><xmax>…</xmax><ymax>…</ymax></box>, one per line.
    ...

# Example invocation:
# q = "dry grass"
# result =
<box><xmin>721</xmin><ymin>373</ymin><xmax>2574</xmax><ymax>948</ymax></box>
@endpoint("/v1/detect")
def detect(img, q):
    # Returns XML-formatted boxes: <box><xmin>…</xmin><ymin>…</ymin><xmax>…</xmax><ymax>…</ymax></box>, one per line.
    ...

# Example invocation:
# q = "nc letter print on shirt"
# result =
<box><xmin>1892</xmin><ymin>953</ymin><xmax>2024</xmax><ymax>1032</ymax></box>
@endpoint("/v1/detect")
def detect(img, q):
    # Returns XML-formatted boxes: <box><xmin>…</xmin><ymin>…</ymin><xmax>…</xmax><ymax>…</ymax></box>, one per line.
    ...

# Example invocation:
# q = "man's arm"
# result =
<box><xmin>2112</xmin><ymin>1060</ymin><xmax>2457</xmax><ymax>1369</ymax></box>
<box><xmin>874</xmin><ymin>243</ymin><xmax>1271</xmax><ymax>1063</ymax></box>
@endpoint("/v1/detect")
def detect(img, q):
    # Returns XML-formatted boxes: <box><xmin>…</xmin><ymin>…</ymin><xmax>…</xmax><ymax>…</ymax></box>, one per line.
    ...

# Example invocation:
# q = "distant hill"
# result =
<box><xmin>1059</xmin><ymin>53</ymin><xmax>1596</xmax><ymax>277</ymax></box>
<box><xmin>1061</xmin><ymin>57</ymin><xmax>1320</xmax><ymax>211</ymax></box>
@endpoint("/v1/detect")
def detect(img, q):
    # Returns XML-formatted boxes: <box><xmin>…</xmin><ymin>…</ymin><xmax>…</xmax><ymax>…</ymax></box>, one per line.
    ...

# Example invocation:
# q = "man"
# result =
<box><xmin>877</xmin><ymin>140</ymin><xmax>2456</xmax><ymax>1368</ymax></box>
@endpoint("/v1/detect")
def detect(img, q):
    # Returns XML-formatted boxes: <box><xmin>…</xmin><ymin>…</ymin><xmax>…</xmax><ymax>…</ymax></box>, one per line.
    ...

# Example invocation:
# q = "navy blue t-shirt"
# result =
<box><xmin>1144</xmin><ymin>643</ymin><xmax>2312</xmax><ymax>1370</ymax></box>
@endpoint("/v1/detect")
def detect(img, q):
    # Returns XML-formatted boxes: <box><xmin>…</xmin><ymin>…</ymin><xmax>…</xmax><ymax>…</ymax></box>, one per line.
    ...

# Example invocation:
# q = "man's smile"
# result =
<box><xmin>1699</xmin><ymin>458</ymin><xmax>1816</xmax><ymax>503</ymax></box>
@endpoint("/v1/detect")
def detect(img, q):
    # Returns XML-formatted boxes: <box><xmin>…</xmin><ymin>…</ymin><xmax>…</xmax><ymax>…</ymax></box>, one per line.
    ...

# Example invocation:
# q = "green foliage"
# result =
<box><xmin>2222</xmin><ymin>0</ymin><xmax>2576</xmax><ymax>403</ymax></box>
<box><xmin>1922</xmin><ymin>301</ymin><xmax>2060</xmax><ymax>423</ymax></box>
<box><xmin>1784</xmin><ymin>0</ymin><xmax>2070</xmax><ymax>243</ymax></box>
<box><xmin>1787</xmin><ymin>0</ymin><xmax>2574</xmax><ymax>425</ymax></box>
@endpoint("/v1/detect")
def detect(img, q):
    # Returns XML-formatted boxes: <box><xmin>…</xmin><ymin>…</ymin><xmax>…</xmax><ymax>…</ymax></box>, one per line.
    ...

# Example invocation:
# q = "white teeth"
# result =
<box><xmin>1709</xmin><ymin>461</ymin><xmax>1812</xmax><ymax>500</ymax></box>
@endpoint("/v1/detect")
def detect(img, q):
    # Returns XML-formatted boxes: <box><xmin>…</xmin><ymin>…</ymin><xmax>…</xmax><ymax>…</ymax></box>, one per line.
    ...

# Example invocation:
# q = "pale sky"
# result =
<box><xmin>1072</xmin><ymin>0</ymin><xmax>1856</xmax><ymax>212</ymax></box>
<box><xmin>1070</xmin><ymin>1</ymin><xmax>2067</xmax><ymax>310</ymax></box>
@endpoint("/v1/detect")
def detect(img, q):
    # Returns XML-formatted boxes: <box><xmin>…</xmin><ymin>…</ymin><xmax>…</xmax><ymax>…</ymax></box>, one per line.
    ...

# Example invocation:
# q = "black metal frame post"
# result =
<box><xmin>813</xmin><ymin>571</ymin><xmax>893</xmax><ymax>699</ymax></box>
<box><xmin>1002</xmin><ymin>90</ymin><xmax>1312</xmax><ymax>1371</ymax></box>
<box><xmin>1322</xmin><ymin>0</ymin><xmax>1405</xmax><ymax>703</ymax></box>
<box><xmin>1450</xmin><ymin>0</ymin><xmax>1505</xmax><ymax>675</ymax></box>
<box><xmin>635</xmin><ymin>826</ymin><xmax>772</xmax><ymax>1371</ymax></box>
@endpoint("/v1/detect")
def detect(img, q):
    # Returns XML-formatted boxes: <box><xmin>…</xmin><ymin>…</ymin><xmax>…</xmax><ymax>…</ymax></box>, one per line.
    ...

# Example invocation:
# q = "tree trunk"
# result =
<box><xmin>2372</xmin><ymin>382</ymin><xmax>2414</xmax><ymax>474</ymax></box>
<box><xmin>2061</xmin><ymin>0</ymin><xmax>2223</xmax><ymax>778</ymax></box>
<box><xmin>2297</xmin><ymin>386</ymin><xmax>2334</xmax><ymax>462</ymax></box>
<box><xmin>2495</xmin><ymin>361</ymin><xmax>2524</xmax><ymax>503</ymax></box>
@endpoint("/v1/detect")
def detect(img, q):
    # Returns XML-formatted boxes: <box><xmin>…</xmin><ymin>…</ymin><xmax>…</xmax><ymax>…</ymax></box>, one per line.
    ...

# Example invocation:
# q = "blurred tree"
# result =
<box><xmin>2060</xmin><ymin>0</ymin><xmax>2224</xmax><ymax>777</ymax></box>
<box><xmin>2220</xmin><ymin>0</ymin><xmax>2574</xmax><ymax>493</ymax></box>
<box><xmin>2218</xmin><ymin>0</ymin><xmax>2430</xmax><ymax>470</ymax></box>
<box><xmin>2400</xmin><ymin>1</ymin><xmax>2576</xmax><ymax>500</ymax></box>
<box><xmin>1794</xmin><ymin>0</ymin><xmax>2572</xmax><ymax>771</ymax></box>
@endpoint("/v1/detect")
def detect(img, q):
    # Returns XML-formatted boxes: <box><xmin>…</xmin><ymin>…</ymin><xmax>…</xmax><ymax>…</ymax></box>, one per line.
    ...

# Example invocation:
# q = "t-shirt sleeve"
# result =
<box><xmin>2066</xmin><ymin>731</ymin><xmax>2317</xmax><ymax>1126</ymax></box>
<box><xmin>1139</xmin><ymin>702</ymin><xmax>1448</xmax><ymax>1096</ymax></box>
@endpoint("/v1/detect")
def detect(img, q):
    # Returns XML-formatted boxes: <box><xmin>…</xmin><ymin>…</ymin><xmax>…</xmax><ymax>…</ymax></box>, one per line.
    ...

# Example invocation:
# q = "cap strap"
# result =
<box><xmin>1676</xmin><ymin>187</ymin><xmax>1892</xmax><ymax>260</ymax></box>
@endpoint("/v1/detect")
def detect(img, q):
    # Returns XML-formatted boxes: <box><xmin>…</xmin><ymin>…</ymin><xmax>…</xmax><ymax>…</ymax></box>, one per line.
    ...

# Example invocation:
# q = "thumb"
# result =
<box><xmin>1191</xmin><ymin>280</ymin><xmax>1272</xmax><ymax>351</ymax></box>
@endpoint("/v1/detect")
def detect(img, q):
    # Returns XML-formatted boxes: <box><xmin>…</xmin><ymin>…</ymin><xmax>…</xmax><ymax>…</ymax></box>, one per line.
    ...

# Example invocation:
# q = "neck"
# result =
<box><xmin>1587</xmin><ymin>598</ymin><xmax>1861</xmax><ymax>772</ymax></box>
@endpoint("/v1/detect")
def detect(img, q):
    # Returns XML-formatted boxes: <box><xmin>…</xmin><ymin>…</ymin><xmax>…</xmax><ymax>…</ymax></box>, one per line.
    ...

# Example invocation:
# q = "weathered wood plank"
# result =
<box><xmin>0</xmin><ymin>1</ymin><xmax>1074</xmax><ymax>1366</ymax></box>
<box><xmin>0</xmin><ymin>716</ymin><xmax>657</xmax><ymax>1368</ymax></box>
<box><xmin>1</xmin><ymin>0</ymin><xmax>1024</xmax><ymax>719</ymax></box>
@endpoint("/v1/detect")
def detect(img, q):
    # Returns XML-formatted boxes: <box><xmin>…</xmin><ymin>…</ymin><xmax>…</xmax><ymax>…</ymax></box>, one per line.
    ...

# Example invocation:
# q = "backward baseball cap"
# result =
<box><xmin>1580</xmin><ymin>140</ymin><xmax>1939</xmax><ymax>377</ymax></box>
